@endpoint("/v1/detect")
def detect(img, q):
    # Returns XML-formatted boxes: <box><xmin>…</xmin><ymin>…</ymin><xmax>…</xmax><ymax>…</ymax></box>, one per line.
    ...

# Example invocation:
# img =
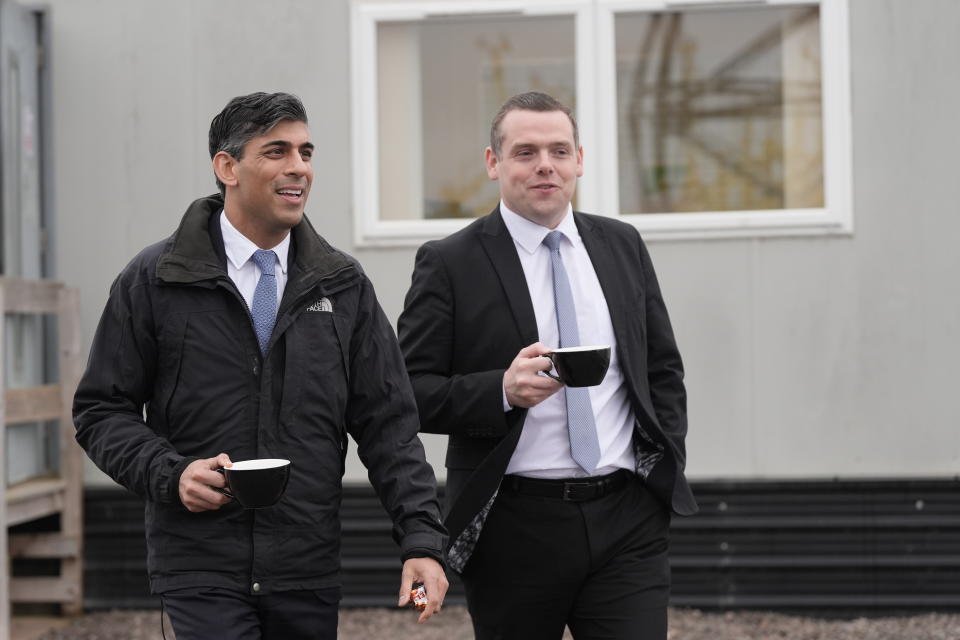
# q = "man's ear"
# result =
<box><xmin>484</xmin><ymin>147</ymin><xmax>499</xmax><ymax>180</ymax></box>
<box><xmin>212</xmin><ymin>151</ymin><xmax>239</xmax><ymax>188</ymax></box>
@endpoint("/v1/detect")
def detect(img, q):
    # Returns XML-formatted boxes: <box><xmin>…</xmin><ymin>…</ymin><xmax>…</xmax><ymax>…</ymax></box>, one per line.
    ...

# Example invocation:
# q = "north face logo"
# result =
<box><xmin>307</xmin><ymin>297</ymin><xmax>333</xmax><ymax>312</ymax></box>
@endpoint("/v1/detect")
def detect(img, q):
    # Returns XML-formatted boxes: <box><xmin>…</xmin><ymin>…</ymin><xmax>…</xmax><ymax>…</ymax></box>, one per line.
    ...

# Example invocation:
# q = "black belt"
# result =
<box><xmin>504</xmin><ymin>469</ymin><xmax>634</xmax><ymax>502</ymax></box>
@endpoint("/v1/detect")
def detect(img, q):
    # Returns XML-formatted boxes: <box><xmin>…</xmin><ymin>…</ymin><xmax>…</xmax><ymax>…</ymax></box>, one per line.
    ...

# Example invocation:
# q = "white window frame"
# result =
<box><xmin>351</xmin><ymin>0</ymin><xmax>852</xmax><ymax>246</ymax></box>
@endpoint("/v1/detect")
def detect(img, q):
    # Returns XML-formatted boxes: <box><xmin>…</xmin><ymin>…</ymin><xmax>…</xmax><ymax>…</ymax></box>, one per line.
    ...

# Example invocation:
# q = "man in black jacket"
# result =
<box><xmin>74</xmin><ymin>92</ymin><xmax>448</xmax><ymax>639</ymax></box>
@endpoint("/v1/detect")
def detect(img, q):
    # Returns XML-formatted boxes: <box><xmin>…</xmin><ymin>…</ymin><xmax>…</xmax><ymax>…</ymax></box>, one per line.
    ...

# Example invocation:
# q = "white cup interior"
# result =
<box><xmin>228</xmin><ymin>458</ymin><xmax>291</xmax><ymax>471</ymax></box>
<box><xmin>551</xmin><ymin>345</ymin><xmax>610</xmax><ymax>353</ymax></box>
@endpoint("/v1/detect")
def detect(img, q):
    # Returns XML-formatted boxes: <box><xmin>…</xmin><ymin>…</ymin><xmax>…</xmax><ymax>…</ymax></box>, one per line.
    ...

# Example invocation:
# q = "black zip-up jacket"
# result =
<box><xmin>74</xmin><ymin>194</ymin><xmax>446</xmax><ymax>595</ymax></box>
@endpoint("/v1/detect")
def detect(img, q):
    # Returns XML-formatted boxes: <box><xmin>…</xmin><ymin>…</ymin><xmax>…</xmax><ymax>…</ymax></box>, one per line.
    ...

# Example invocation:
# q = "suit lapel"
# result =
<box><xmin>576</xmin><ymin>213</ymin><xmax>637</xmax><ymax>388</ymax></box>
<box><xmin>444</xmin><ymin>209</ymin><xmax>536</xmax><ymax>560</ymax></box>
<box><xmin>577</xmin><ymin>213</ymin><xmax>665</xmax><ymax>431</ymax></box>
<box><xmin>478</xmin><ymin>208</ymin><xmax>539</xmax><ymax>345</ymax></box>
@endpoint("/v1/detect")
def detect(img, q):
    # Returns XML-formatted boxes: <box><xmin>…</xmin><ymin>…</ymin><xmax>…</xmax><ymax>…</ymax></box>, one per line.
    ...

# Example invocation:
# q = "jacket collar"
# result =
<box><xmin>478</xmin><ymin>207</ymin><xmax>538</xmax><ymax>345</ymax></box>
<box><xmin>156</xmin><ymin>194</ymin><xmax>357</xmax><ymax>296</ymax></box>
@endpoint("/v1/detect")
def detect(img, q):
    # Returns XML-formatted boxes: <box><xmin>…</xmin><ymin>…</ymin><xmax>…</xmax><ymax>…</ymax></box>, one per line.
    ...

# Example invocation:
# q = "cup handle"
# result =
<box><xmin>214</xmin><ymin>467</ymin><xmax>234</xmax><ymax>499</ymax></box>
<box><xmin>539</xmin><ymin>353</ymin><xmax>562</xmax><ymax>382</ymax></box>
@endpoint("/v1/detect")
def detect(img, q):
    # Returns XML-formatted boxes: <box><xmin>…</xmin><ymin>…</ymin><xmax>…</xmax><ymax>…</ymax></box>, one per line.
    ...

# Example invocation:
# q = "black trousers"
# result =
<box><xmin>161</xmin><ymin>585</ymin><xmax>340</xmax><ymax>640</ymax></box>
<box><xmin>461</xmin><ymin>475</ymin><xmax>671</xmax><ymax>640</ymax></box>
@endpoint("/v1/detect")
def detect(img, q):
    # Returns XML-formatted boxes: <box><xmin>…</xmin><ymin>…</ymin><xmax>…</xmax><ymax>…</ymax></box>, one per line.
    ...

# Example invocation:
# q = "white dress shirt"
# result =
<box><xmin>500</xmin><ymin>202</ymin><xmax>636</xmax><ymax>479</ymax></box>
<box><xmin>220</xmin><ymin>211</ymin><xmax>290</xmax><ymax>310</ymax></box>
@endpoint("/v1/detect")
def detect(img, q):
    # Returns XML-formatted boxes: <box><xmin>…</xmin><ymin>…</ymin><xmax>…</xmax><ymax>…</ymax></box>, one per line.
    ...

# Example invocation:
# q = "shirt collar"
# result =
<box><xmin>499</xmin><ymin>200</ymin><xmax>579</xmax><ymax>255</ymax></box>
<box><xmin>220</xmin><ymin>210</ymin><xmax>290</xmax><ymax>273</ymax></box>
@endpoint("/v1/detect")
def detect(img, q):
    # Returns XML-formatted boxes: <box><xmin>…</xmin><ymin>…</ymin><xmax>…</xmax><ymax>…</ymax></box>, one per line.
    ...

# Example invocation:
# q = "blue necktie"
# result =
<box><xmin>542</xmin><ymin>230</ymin><xmax>601</xmax><ymax>475</ymax></box>
<box><xmin>251</xmin><ymin>249</ymin><xmax>278</xmax><ymax>355</ymax></box>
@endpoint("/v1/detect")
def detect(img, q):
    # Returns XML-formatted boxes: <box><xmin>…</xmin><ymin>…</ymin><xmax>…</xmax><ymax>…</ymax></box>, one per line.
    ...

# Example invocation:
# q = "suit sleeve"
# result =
<box><xmin>637</xmin><ymin>235</ymin><xmax>689</xmax><ymax>472</ymax></box>
<box><xmin>344</xmin><ymin>274</ymin><xmax>447</xmax><ymax>562</ymax></box>
<box><xmin>73</xmin><ymin>272</ymin><xmax>195</xmax><ymax>506</ymax></box>
<box><xmin>398</xmin><ymin>243</ymin><xmax>511</xmax><ymax>439</ymax></box>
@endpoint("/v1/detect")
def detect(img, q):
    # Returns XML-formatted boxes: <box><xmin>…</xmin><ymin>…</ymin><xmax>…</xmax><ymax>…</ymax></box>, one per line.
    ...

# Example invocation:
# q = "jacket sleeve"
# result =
<box><xmin>637</xmin><ymin>233</ymin><xmax>689</xmax><ymax>472</ymax></box>
<box><xmin>73</xmin><ymin>271</ymin><xmax>194</xmax><ymax>506</ymax></box>
<box><xmin>344</xmin><ymin>275</ymin><xmax>448</xmax><ymax>562</ymax></box>
<box><xmin>397</xmin><ymin>243</ymin><xmax>512</xmax><ymax>439</ymax></box>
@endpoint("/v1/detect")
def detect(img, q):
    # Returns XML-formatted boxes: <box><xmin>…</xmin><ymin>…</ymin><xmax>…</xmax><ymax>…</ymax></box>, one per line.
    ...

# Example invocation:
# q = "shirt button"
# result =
<box><xmin>252</xmin><ymin>582</ymin><xmax>261</xmax><ymax>593</ymax></box>
<box><xmin>253</xmin><ymin>365</ymin><xmax>259</xmax><ymax>376</ymax></box>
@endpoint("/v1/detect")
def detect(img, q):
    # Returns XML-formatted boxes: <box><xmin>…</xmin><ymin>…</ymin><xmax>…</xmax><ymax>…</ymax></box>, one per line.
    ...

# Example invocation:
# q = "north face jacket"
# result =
<box><xmin>74</xmin><ymin>194</ymin><xmax>446</xmax><ymax>595</ymax></box>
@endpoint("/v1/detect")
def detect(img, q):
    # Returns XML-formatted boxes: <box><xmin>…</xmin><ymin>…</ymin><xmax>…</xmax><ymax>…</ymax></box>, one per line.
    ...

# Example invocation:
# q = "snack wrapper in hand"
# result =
<box><xmin>410</xmin><ymin>583</ymin><xmax>428</xmax><ymax>611</ymax></box>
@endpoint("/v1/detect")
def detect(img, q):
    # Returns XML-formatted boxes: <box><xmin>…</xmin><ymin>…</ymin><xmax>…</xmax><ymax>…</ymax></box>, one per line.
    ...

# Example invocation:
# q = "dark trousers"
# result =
<box><xmin>461</xmin><ymin>475</ymin><xmax>671</xmax><ymax>640</ymax></box>
<box><xmin>161</xmin><ymin>585</ymin><xmax>340</xmax><ymax>640</ymax></box>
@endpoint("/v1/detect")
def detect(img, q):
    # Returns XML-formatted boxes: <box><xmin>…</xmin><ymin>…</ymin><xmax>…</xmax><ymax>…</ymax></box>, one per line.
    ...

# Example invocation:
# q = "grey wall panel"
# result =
<box><xmin>43</xmin><ymin>0</ymin><xmax>960</xmax><ymax>485</ymax></box>
<box><xmin>843</xmin><ymin>0</ymin><xmax>960</xmax><ymax>477</ymax></box>
<box><xmin>652</xmin><ymin>240</ymin><xmax>758</xmax><ymax>477</ymax></box>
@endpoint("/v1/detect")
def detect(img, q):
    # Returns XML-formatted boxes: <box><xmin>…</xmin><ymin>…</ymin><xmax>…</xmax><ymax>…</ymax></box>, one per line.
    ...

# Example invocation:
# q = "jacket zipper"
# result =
<box><xmin>213</xmin><ymin>277</ymin><xmax>261</xmax><ymax>355</ymax></box>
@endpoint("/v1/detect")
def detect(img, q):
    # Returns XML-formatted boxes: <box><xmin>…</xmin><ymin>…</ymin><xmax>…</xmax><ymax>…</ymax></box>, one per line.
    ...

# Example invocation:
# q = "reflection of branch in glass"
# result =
<box><xmin>653</xmin><ymin>13</ymin><xmax>682</xmax><ymax>212</ymax></box>
<box><xmin>680</xmin><ymin>121</ymin><xmax>784</xmax><ymax>204</ymax></box>
<box><xmin>430</xmin><ymin>172</ymin><xmax>499</xmax><ymax>219</ymax></box>
<box><xmin>625</xmin><ymin>7</ymin><xmax>822</xmax><ymax>213</ymax></box>
<box><xmin>625</xmin><ymin>14</ymin><xmax>659</xmax><ymax>212</ymax></box>
<box><xmin>477</xmin><ymin>35</ymin><xmax>512</xmax><ymax>106</ymax></box>
<box><xmin>694</xmin><ymin>7</ymin><xmax>818</xmax><ymax>99</ymax></box>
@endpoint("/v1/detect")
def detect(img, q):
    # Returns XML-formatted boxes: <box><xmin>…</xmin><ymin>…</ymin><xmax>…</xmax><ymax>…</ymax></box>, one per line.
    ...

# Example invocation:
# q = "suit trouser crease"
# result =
<box><xmin>462</xmin><ymin>477</ymin><xmax>671</xmax><ymax>640</ymax></box>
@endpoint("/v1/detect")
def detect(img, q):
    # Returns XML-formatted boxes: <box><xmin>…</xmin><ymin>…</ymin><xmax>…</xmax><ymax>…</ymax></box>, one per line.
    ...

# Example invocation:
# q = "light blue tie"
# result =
<box><xmin>542</xmin><ymin>231</ymin><xmax>601</xmax><ymax>475</ymax></box>
<box><xmin>251</xmin><ymin>249</ymin><xmax>278</xmax><ymax>355</ymax></box>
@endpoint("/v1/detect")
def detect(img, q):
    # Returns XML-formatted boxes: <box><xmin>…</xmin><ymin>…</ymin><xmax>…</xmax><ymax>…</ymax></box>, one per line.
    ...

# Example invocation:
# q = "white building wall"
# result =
<box><xmin>43</xmin><ymin>0</ymin><xmax>959</xmax><ymax>485</ymax></box>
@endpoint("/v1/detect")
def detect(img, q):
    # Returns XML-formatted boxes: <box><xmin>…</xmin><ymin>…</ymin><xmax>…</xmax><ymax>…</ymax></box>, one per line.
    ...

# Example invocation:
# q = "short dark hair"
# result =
<box><xmin>489</xmin><ymin>91</ymin><xmax>578</xmax><ymax>159</ymax></box>
<box><xmin>208</xmin><ymin>92</ymin><xmax>308</xmax><ymax>195</ymax></box>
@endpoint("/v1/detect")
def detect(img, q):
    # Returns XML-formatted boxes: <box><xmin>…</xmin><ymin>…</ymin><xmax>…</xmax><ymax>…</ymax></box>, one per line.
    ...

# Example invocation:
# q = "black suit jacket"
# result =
<box><xmin>398</xmin><ymin>207</ymin><xmax>697</xmax><ymax>569</ymax></box>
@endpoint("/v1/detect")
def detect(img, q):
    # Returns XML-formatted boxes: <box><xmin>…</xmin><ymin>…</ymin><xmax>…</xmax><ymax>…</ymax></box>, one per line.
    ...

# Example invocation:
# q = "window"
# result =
<box><xmin>352</xmin><ymin>0</ymin><xmax>851</xmax><ymax>244</ymax></box>
<box><xmin>377</xmin><ymin>12</ymin><xmax>576</xmax><ymax>222</ymax></box>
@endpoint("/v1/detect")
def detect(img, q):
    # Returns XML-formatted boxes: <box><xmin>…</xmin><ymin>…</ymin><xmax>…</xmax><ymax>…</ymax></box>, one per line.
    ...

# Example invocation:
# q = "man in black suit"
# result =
<box><xmin>398</xmin><ymin>91</ymin><xmax>696</xmax><ymax>640</ymax></box>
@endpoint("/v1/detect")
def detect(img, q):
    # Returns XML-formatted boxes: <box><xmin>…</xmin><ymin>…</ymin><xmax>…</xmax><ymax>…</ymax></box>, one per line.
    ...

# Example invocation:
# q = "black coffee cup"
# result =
<box><xmin>542</xmin><ymin>345</ymin><xmax>611</xmax><ymax>387</ymax></box>
<box><xmin>218</xmin><ymin>458</ymin><xmax>291</xmax><ymax>509</ymax></box>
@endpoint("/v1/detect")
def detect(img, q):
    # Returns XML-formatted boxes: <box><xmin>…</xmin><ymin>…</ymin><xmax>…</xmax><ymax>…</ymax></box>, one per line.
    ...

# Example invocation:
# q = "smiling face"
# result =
<box><xmin>485</xmin><ymin>109</ymin><xmax>583</xmax><ymax>229</ymax></box>
<box><xmin>213</xmin><ymin>119</ymin><xmax>314</xmax><ymax>248</ymax></box>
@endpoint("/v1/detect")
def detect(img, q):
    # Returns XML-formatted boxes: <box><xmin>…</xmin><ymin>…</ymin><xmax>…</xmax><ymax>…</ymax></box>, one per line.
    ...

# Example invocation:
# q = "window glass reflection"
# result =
<box><xmin>615</xmin><ymin>6</ymin><xmax>824</xmax><ymax>214</ymax></box>
<box><xmin>377</xmin><ymin>15</ymin><xmax>576</xmax><ymax>220</ymax></box>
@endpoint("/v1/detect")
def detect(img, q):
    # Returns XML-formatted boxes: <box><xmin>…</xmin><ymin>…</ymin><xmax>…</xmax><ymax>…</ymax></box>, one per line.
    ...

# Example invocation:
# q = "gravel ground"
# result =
<box><xmin>30</xmin><ymin>607</ymin><xmax>960</xmax><ymax>640</ymax></box>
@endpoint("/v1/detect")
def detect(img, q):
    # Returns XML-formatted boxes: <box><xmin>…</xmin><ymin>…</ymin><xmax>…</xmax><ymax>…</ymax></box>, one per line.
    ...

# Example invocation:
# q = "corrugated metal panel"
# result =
<box><xmin>82</xmin><ymin>479</ymin><xmax>960</xmax><ymax>610</ymax></box>
<box><xmin>670</xmin><ymin>479</ymin><xmax>960</xmax><ymax>608</ymax></box>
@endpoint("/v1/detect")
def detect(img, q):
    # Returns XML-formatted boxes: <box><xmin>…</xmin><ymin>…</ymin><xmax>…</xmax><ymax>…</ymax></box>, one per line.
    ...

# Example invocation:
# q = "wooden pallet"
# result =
<box><xmin>0</xmin><ymin>278</ymin><xmax>83</xmax><ymax>636</ymax></box>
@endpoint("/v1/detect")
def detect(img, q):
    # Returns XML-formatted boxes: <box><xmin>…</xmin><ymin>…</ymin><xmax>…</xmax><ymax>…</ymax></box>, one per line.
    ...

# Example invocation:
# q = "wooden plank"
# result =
<box><xmin>6</xmin><ymin>493</ymin><xmax>65</xmax><ymax>526</ymax></box>
<box><xmin>6</xmin><ymin>479</ymin><xmax>66</xmax><ymax>526</ymax></box>
<box><xmin>9</xmin><ymin>577</ymin><xmax>79</xmax><ymax>604</ymax></box>
<box><xmin>57</xmin><ymin>287</ymin><xmax>85</xmax><ymax>615</ymax></box>
<box><xmin>8</xmin><ymin>533</ymin><xmax>80</xmax><ymax>559</ymax></box>
<box><xmin>6</xmin><ymin>477</ymin><xmax>65</xmax><ymax>504</ymax></box>
<box><xmin>0</xmin><ymin>278</ymin><xmax>62</xmax><ymax>314</ymax></box>
<box><xmin>3</xmin><ymin>385</ymin><xmax>62</xmax><ymax>424</ymax></box>
<box><xmin>0</xmin><ymin>285</ymin><xmax>8</xmax><ymax>632</ymax></box>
